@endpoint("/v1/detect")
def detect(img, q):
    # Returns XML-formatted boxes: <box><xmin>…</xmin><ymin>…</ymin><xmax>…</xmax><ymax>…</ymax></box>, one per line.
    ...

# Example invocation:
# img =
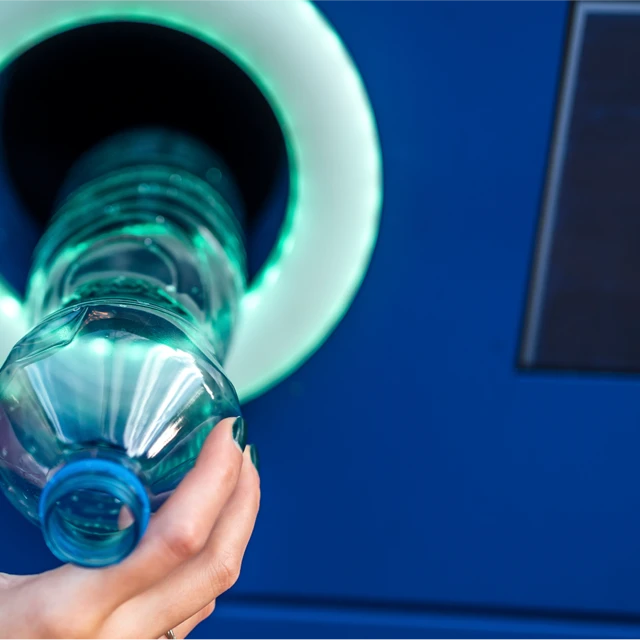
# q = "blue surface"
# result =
<box><xmin>4</xmin><ymin>1</ymin><xmax>640</xmax><ymax>637</ymax></box>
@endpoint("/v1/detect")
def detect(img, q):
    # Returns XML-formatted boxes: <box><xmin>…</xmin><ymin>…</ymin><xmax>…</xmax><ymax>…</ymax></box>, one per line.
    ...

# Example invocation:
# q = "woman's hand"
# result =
<box><xmin>0</xmin><ymin>417</ymin><xmax>260</xmax><ymax>639</ymax></box>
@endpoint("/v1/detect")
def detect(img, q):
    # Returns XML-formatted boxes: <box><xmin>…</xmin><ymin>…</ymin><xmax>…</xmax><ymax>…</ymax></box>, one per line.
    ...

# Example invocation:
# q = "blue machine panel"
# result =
<box><xmin>3</xmin><ymin>2</ymin><xmax>640</xmax><ymax>637</ymax></box>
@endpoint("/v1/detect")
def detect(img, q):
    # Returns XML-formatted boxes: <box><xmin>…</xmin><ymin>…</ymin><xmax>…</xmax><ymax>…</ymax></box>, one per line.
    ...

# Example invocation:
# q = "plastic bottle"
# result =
<box><xmin>0</xmin><ymin>129</ymin><xmax>246</xmax><ymax>567</ymax></box>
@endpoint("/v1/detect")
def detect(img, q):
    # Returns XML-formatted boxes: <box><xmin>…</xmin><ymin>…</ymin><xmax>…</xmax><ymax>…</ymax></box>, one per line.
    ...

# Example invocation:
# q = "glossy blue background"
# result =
<box><xmin>2</xmin><ymin>1</ymin><xmax>640</xmax><ymax>637</ymax></box>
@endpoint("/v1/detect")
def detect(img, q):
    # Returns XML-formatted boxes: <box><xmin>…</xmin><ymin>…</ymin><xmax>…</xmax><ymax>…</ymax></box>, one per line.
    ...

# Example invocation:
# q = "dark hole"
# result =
<box><xmin>0</xmin><ymin>20</ymin><xmax>287</xmax><ymax>240</ymax></box>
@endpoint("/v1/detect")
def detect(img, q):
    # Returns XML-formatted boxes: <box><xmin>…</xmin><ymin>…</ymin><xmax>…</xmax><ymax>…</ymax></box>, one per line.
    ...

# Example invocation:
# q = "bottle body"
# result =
<box><xmin>29</xmin><ymin>128</ymin><xmax>247</xmax><ymax>360</ymax></box>
<box><xmin>0</xmin><ymin>130</ymin><xmax>247</xmax><ymax>566</ymax></box>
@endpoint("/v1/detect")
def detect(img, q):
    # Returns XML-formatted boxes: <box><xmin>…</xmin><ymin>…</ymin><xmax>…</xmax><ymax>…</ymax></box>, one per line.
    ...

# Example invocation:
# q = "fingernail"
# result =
<box><xmin>232</xmin><ymin>417</ymin><xmax>247</xmax><ymax>452</ymax></box>
<box><xmin>248</xmin><ymin>443</ymin><xmax>260</xmax><ymax>473</ymax></box>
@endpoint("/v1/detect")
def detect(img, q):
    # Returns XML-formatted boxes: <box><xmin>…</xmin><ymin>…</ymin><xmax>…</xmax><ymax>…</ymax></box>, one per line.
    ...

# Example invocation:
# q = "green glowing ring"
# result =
<box><xmin>0</xmin><ymin>0</ymin><xmax>383</xmax><ymax>402</ymax></box>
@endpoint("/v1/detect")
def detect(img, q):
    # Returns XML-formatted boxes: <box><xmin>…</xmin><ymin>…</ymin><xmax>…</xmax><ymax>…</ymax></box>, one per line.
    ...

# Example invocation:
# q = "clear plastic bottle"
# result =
<box><xmin>0</xmin><ymin>129</ymin><xmax>247</xmax><ymax>567</ymax></box>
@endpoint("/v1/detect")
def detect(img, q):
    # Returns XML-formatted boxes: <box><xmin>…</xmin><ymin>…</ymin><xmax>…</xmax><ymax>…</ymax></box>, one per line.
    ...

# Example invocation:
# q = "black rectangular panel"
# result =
<box><xmin>522</xmin><ymin>2</ymin><xmax>640</xmax><ymax>372</ymax></box>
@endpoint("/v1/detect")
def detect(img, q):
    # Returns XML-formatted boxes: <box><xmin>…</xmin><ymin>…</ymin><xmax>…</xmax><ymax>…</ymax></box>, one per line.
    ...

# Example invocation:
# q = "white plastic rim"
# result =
<box><xmin>0</xmin><ymin>0</ymin><xmax>383</xmax><ymax>402</ymax></box>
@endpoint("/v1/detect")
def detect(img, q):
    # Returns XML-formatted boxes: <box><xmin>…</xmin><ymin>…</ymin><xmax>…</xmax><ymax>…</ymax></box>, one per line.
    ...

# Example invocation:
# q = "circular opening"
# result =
<box><xmin>39</xmin><ymin>459</ymin><xmax>150</xmax><ymax>567</ymax></box>
<box><xmin>0</xmin><ymin>1</ymin><xmax>382</xmax><ymax>403</ymax></box>
<box><xmin>0</xmin><ymin>21</ymin><xmax>288</xmax><ymax>280</ymax></box>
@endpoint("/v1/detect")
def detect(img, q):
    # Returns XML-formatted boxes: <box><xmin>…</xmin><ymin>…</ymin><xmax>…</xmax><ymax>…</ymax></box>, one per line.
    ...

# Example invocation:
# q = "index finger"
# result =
<box><xmin>98</xmin><ymin>416</ymin><xmax>246</xmax><ymax>609</ymax></box>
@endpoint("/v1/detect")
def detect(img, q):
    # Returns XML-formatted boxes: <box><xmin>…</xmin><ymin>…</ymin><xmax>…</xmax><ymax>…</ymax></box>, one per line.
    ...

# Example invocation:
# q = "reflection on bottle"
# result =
<box><xmin>0</xmin><ymin>129</ymin><xmax>247</xmax><ymax>566</ymax></box>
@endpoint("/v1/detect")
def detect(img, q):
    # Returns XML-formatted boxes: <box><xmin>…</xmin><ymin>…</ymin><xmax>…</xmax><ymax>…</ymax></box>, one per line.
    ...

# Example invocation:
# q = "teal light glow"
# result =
<box><xmin>0</xmin><ymin>279</ymin><xmax>24</xmax><ymax>321</ymax></box>
<box><xmin>0</xmin><ymin>296</ymin><xmax>21</xmax><ymax>320</ymax></box>
<box><xmin>90</xmin><ymin>338</ymin><xmax>110</xmax><ymax>357</ymax></box>
<box><xmin>0</xmin><ymin>0</ymin><xmax>383</xmax><ymax>402</ymax></box>
<box><xmin>0</xmin><ymin>276</ymin><xmax>28</xmax><ymax>368</ymax></box>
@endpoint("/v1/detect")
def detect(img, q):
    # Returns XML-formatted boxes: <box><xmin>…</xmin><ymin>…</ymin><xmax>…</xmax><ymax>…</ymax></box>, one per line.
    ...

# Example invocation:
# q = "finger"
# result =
<box><xmin>116</xmin><ymin>445</ymin><xmax>260</xmax><ymax>637</ymax></box>
<box><xmin>99</xmin><ymin>416</ymin><xmax>246</xmax><ymax>609</ymax></box>
<box><xmin>0</xmin><ymin>572</ymin><xmax>35</xmax><ymax>589</ymax></box>
<box><xmin>157</xmin><ymin>601</ymin><xmax>216</xmax><ymax>640</ymax></box>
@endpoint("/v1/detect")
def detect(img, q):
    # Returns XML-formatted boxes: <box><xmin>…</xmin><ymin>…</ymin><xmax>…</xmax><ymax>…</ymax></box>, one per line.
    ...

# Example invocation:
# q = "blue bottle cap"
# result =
<box><xmin>39</xmin><ymin>458</ymin><xmax>150</xmax><ymax>567</ymax></box>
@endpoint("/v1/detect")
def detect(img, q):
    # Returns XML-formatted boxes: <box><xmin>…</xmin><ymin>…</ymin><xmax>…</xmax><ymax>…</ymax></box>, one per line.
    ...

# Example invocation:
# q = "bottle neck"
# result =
<box><xmin>39</xmin><ymin>457</ymin><xmax>150</xmax><ymax>567</ymax></box>
<box><xmin>26</xmin><ymin>130</ymin><xmax>247</xmax><ymax>363</ymax></box>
